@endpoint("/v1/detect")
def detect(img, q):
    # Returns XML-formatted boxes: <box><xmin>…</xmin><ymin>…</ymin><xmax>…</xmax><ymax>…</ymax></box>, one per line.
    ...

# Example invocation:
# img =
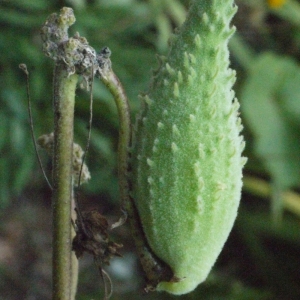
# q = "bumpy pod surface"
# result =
<box><xmin>130</xmin><ymin>0</ymin><xmax>246</xmax><ymax>295</ymax></box>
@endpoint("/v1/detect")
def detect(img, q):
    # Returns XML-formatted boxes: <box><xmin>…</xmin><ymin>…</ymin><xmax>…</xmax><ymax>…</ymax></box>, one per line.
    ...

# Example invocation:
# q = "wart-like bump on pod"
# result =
<box><xmin>147</xmin><ymin>158</ymin><xmax>154</xmax><ymax>167</ymax></box>
<box><xmin>183</xmin><ymin>52</ymin><xmax>190</xmax><ymax>69</ymax></box>
<box><xmin>241</xmin><ymin>157</ymin><xmax>248</xmax><ymax>166</ymax></box>
<box><xmin>166</xmin><ymin>63</ymin><xmax>175</xmax><ymax>76</ymax></box>
<box><xmin>145</xmin><ymin>95</ymin><xmax>153</xmax><ymax>106</ymax></box>
<box><xmin>157</xmin><ymin>122</ymin><xmax>164</xmax><ymax>129</ymax></box>
<box><xmin>217</xmin><ymin>181</ymin><xmax>227</xmax><ymax>191</ymax></box>
<box><xmin>188</xmin><ymin>74</ymin><xmax>194</xmax><ymax>85</ymax></box>
<box><xmin>190</xmin><ymin>67</ymin><xmax>197</xmax><ymax>79</ymax></box>
<box><xmin>208</xmin><ymin>84</ymin><xmax>217</xmax><ymax>97</ymax></box>
<box><xmin>212</xmin><ymin>67</ymin><xmax>219</xmax><ymax>79</ymax></box>
<box><xmin>198</xmin><ymin>177</ymin><xmax>205</xmax><ymax>191</ymax></box>
<box><xmin>172</xmin><ymin>124</ymin><xmax>180</xmax><ymax>136</ymax></box>
<box><xmin>171</xmin><ymin>142</ymin><xmax>179</xmax><ymax>152</ymax></box>
<box><xmin>196</xmin><ymin>195</ymin><xmax>204</xmax><ymax>213</ymax></box>
<box><xmin>177</xmin><ymin>71</ymin><xmax>183</xmax><ymax>84</ymax></box>
<box><xmin>194</xmin><ymin>161</ymin><xmax>201</xmax><ymax>174</ymax></box>
<box><xmin>223</xmin><ymin>27</ymin><xmax>236</xmax><ymax>40</ymax></box>
<box><xmin>198</xmin><ymin>143</ymin><xmax>205</xmax><ymax>159</ymax></box>
<box><xmin>240</xmin><ymin>140</ymin><xmax>246</xmax><ymax>151</ymax></box>
<box><xmin>188</xmin><ymin>53</ymin><xmax>196</xmax><ymax>65</ymax></box>
<box><xmin>209</xmin><ymin>25</ymin><xmax>215</xmax><ymax>32</ymax></box>
<box><xmin>202</xmin><ymin>12</ymin><xmax>209</xmax><ymax>24</ymax></box>
<box><xmin>189</xmin><ymin>114</ymin><xmax>196</xmax><ymax>122</ymax></box>
<box><xmin>148</xmin><ymin>176</ymin><xmax>154</xmax><ymax>185</ymax></box>
<box><xmin>173</xmin><ymin>82</ymin><xmax>180</xmax><ymax>98</ymax></box>
<box><xmin>194</xmin><ymin>34</ymin><xmax>201</xmax><ymax>48</ymax></box>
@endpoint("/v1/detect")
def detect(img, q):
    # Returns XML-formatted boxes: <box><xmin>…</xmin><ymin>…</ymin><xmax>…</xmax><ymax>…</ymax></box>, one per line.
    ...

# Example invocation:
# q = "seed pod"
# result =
<box><xmin>130</xmin><ymin>0</ymin><xmax>246</xmax><ymax>295</ymax></box>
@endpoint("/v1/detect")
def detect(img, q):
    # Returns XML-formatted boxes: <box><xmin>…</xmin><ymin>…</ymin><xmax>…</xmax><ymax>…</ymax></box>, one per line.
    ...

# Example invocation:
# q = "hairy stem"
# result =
<box><xmin>52</xmin><ymin>63</ymin><xmax>78</xmax><ymax>300</ymax></box>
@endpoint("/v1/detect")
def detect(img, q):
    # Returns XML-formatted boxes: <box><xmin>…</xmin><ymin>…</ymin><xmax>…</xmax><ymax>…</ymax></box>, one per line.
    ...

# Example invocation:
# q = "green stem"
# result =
<box><xmin>52</xmin><ymin>63</ymin><xmax>78</xmax><ymax>300</ymax></box>
<box><xmin>99</xmin><ymin>62</ymin><xmax>175</xmax><ymax>287</ymax></box>
<box><xmin>100</xmin><ymin>69</ymin><xmax>131</xmax><ymax>216</ymax></box>
<box><xmin>243</xmin><ymin>176</ymin><xmax>300</xmax><ymax>218</ymax></box>
<box><xmin>71</xmin><ymin>199</ymin><xmax>79</xmax><ymax>300</ymax></box>
<box><xmin>270</xmin><ymin>181</ymin><xmax>283</xmax><ymax>226</ymax></box>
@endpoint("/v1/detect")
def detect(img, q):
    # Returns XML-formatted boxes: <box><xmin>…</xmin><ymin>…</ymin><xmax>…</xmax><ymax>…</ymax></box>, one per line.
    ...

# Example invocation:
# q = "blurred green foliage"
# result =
<box><xmin>1</xmin><ymin>0</ymin><xmax>300</xmax><ymax>299</ymax></box>
<box><xmin>241</xmin><ymin>53</ymin><xmax>300</xmax><ymax>188</ymax></box>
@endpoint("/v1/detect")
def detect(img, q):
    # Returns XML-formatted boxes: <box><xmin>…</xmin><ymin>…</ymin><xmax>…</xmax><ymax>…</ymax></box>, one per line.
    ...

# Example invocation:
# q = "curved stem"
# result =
<box><xmin>99</xmin><ymin>67</ymin><xmax>131</xmax><ymax>224</ymax></box>
<box><xmin>99</xmin><ymin>67</ymin><xmax>175</xmax><ymax>287</ymax></box>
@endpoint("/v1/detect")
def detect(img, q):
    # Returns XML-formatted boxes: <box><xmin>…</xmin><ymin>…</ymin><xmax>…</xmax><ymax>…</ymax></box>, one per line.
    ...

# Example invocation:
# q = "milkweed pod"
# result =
<box><xmin>130</xmin><ymin>0</ymin><xmax>245</xmax><ymax>295</ymax></box>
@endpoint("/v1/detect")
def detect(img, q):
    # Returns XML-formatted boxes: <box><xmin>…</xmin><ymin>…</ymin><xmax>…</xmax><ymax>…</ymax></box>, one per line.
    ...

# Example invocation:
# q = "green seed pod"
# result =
<box><xmin>130</xmin><ymin>0</ymin><xmax>246</xmax><ymax>295</ymax></box>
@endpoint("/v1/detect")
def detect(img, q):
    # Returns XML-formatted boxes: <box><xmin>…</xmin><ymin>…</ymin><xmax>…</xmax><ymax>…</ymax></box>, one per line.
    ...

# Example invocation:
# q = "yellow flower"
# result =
<box><xmin>267</xmin><ymin>0</ymin><xmax>286</xmax><ymax>8</ymax></box>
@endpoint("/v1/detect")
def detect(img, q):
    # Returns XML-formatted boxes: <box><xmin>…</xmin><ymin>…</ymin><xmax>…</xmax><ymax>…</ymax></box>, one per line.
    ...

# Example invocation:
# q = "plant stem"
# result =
<box><xmin>100</xmin><ymin>68</ymin><xmax>131</xmax><ymax>217</ymax></box>
<box><xmin>243</xmin><ymin>176</ymin><xmax>300</xmax><ymax>218</ymax></box>
<box><xmin>99</xmin><ymin>65</ymin><xmax>176</xmax><ymax>289</ymax></box>
<box><xmin>71</xmin><ymin>198</ymin><xmax>79</xmax><ymax>300</ymax></box>
<box><xmin>52</xmin><ymin>62</ymin><xmax>78</xmax><ymax>300</ymax></box>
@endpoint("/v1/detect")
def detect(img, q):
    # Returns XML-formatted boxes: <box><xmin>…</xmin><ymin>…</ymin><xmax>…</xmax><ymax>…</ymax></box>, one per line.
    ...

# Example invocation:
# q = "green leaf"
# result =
<box><xmin>277</xmin><ymin>63</ymin><xmax>300</xmax><ymax>124</ymax></box>
<box><xmin>241</xmin><ymin>52</ymin><xmax>300</xmax><ymax>189</ymax></box>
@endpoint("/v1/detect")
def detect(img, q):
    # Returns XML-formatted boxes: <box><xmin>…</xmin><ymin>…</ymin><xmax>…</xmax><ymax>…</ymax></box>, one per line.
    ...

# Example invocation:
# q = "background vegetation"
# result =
<box><xmin>0</xmin><ymin>0</ymin><xmax>300</xmax><ymax>299</ymax></box>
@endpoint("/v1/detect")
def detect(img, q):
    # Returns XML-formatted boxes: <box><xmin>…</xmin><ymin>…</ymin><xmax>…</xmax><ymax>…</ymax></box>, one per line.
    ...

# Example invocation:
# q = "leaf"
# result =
<box><xmin>241</xmin><ymin>52</ymin><xmax>300</xmax><ymax>188</ymax></box>
<box><xmin>277</xmin><ymin>63</ymin><xmax>300</xmax><ymax>124</ymax></box>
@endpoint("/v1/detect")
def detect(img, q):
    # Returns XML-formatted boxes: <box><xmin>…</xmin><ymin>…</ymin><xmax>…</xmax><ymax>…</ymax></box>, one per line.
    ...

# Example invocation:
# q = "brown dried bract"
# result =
<box><xmin>72</xmin><ymin>209</ymin><xmax>122</xmax><ymax>265</ymax></box>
